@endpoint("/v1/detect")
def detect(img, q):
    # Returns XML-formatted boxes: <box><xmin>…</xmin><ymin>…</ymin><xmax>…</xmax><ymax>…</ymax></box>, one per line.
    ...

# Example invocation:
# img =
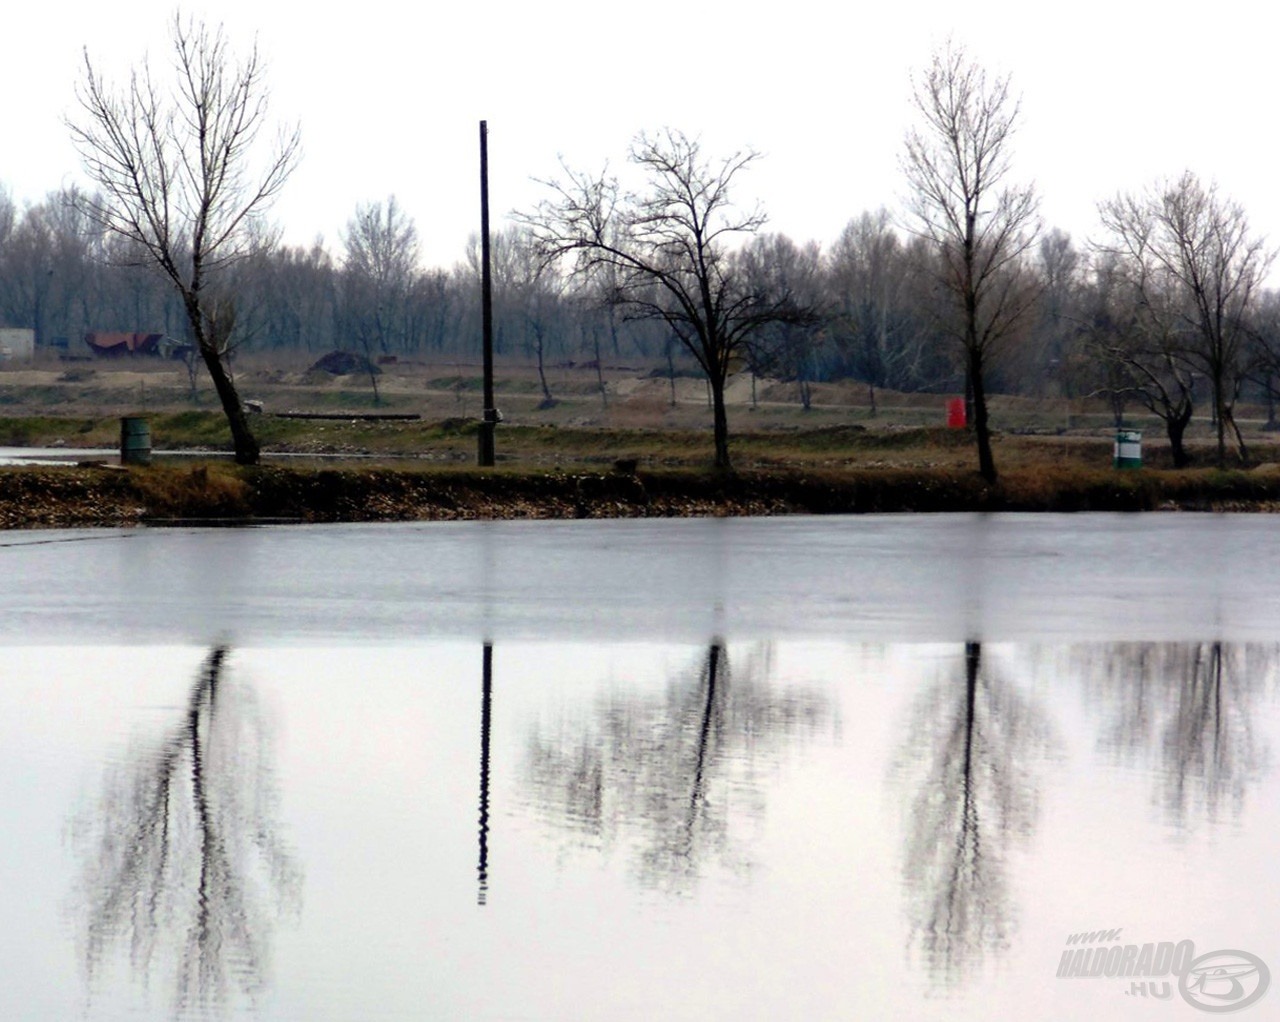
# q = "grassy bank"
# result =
<box><xmin>4</xmin><ymin>410</ymin><xmax>1272</xmax><ymax>468</ymax></box>
<box><xmin>4</xmin><ymin>460</ymin><xmax>1280</xmax><ymax>529</ymax></box>
<box><xmin>5</xmin><ymin>410</ymin><xmax>1280</xmax><ymax>527</ymax></box>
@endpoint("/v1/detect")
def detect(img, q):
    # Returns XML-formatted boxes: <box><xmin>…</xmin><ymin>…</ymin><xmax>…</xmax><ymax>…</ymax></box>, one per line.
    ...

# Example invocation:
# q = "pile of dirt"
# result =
<box><xmin>308</xmin><ymin>351</ymin><xmax>380</xmax><ymax>376</ymax></box>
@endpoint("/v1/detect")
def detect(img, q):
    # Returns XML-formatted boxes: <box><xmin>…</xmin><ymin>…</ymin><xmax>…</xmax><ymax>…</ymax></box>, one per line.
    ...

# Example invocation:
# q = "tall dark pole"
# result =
<box><xmin>478</xmin><ymin>120</ymin><xmax>498</xmax><ymax>466</ymax></box>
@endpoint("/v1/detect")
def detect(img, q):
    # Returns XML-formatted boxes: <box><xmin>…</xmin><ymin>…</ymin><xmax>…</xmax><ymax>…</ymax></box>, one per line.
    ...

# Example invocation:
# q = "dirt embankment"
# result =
<box><xmin>5</xmin><ymin>463</ymin><xmax>1280</xmax><ymax>530</ymax></box>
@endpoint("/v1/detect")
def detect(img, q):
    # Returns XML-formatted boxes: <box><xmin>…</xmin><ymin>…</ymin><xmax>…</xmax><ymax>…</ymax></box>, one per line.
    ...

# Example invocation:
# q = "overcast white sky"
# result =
<box><xmin>4</xmin><ymin>0</ymin><xmax>1278</xmax><ymax>272</ymax></box>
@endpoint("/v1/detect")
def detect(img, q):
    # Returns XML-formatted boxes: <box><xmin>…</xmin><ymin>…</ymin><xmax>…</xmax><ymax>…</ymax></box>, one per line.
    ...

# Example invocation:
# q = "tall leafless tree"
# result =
<box><xmin>902</xmin><ymin>44</ymin><xmax>1041</xmax><ymax>483</ymax></box>
<box><xmin>68</xmin><ymin>14</ymin><xmax>299</xmax><ymax>464</ymax></box>
<box><xmin>519</xmin><ymin>128</ymin><xmax>806</xmax><ymax>470</ymax></box>
<box><xmin>1097</xmin><ymin>172</ymin><xmax>1274</xmax><ymax>465</ymax></box>
<box><xmin>826</xmin><ymin>210</ymin><xmax>924</xmax><ymax>410</ymax></box>
<box><xmin>1084</xmin><ymin>250</ymin><xmax>1198</xmax><ymax>465</ymax></box>
<box><xmin>738</xmin><ymin>233</ymin><xmax>826</xmax><ymax>410</ymax></box>
<box><xmin>340</xmin><ymin>195</ymin><xmax>420</xmax><ymax>402</ymax></box>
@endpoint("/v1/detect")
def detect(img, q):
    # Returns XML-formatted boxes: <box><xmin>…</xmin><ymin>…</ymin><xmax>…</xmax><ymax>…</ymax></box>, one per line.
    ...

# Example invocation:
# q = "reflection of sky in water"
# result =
<box><xmin>3</xmin><ymin>514</ymin><xmax>1280</xmax><ymax>644</ymax></box>
<box><xmin>2</xmin><ymin>638</ymin><xmax>1278</xmax><ymax>1020</ymax></box>
<box><xmin>4</xmin><ymin>516</ymin><xmax>1280</xmax><ymax>1019</ymax></box>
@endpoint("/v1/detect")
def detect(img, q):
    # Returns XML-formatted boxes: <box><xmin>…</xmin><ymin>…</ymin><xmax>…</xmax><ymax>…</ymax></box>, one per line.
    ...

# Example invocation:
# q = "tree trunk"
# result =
<box><xmin>1226</xmin><ymin>407</ymin><xmax>1248</xmax><ymax>464</ymax></box>
<box><xmin>592</xmin><ymin>330</ymin><xmax>607</xmax><ymax>408</ymax></box>
<box><xmin>1214</xmin><ymin>376</ymin><xmax>1227</xmax><ymax>467</ymax></box>
<box><xmin>535</xmin><ymin>328</ymin><xmax>554</xmax><ymax>407</ymax></box>
<box><xmin>970</xmin><ymin>349</ymin><xmax>997</xmax><ymax>484</ymax></box>
<box><xmin>964</xmin><ymin>364</ymin><xmax>975</xmax><ymax>428</ymax></box>
<box><xmin>1167</xmin><ymin>404</ymin><xmax>1192</xmax><ymax>468</ymax></box>
<box><xmin>201</xmin><ymin>345</ymin><xmax>259</xmax><ymax>465</ymax></box>
<box><xmin>710</xmin><ymin>372</ymin><xmax>731</xmax><ymax>471</ymax></box>
<box><xmin>666</xmin><ymin>341</ymin><xmax>678</xmax><ymax>407</ymax></box>
<box><xmin>365</xmin><ymin>353</ymin><xmax>382</xmax><ymax>406</ymax></box>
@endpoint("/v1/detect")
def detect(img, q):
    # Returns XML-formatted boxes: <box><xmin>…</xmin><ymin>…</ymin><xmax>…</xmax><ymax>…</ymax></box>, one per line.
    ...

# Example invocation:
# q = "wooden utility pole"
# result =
<box><xmin>478</xmin><ymin>120</ymin><xmax>498</xmax><ymax>465</ymax></box>
<box><xmin>477</xmin><ymin>641</ymin><xmax>493</xmax><ymax>904</ymax></box>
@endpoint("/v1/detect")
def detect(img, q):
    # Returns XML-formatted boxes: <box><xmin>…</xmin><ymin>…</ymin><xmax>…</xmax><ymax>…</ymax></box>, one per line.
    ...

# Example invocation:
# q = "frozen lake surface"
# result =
<box><xmin>2</xmin><ymin>514</ymin><xmax>1277</xmax><ymax>1019</ymax></box>
<box><xmin>4</xmin><ymin>512</ymin><xmax>1280</xmax><ymax>643</ymax></box>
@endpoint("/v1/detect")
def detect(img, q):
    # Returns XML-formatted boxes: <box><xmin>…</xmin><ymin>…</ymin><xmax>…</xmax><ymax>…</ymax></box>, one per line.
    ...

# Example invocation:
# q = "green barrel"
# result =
<box><xmin>1113</xmin><ymin>429</ymin><xmax>1142</xmax><ymax>469</ymax></box>
<box><xmin>120</xmin><ymin>416</ymin><xmax>152</xmax><ymax>466</ymax></box>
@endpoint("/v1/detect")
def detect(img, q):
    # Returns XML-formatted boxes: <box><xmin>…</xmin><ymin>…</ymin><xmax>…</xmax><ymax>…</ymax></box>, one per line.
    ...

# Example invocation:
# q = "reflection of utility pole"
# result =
<box><xmin>477</xmin><ymin>642</ymin><xmax>493</xmax><ymax>905</ymax></box>
<box><xmin>478</xmin><ymin>120</ymin><xmax>499</xmax><ymax>465</ymax></box>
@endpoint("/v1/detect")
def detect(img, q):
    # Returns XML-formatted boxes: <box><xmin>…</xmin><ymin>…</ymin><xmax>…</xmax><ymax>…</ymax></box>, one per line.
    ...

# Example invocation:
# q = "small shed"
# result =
<box><xmin>0</xmin><ymin>328</ymin><xmax>35</xmax><ymax>362</ymax></box>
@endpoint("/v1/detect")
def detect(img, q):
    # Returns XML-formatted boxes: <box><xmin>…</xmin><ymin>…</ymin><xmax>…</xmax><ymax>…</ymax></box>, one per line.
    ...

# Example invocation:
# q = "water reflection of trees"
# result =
<box><xmin>892</xmin><ymin>642</ymin><xmax>1059</xmax><ymax>987</ymax></box>
<box><xmin>1075</xmin><ymin>642</ymin><xmax>1275</xmax><ymax>828</ymax></box>
<box><xmin>69</xmin><ymin>645</ymin><xmax>301</xmax><ymax>1017</ymax></box>
<box><xmin>522</xmin><ymin>643</ymin><xmax>831</xmax><ymax>894</ymax></box>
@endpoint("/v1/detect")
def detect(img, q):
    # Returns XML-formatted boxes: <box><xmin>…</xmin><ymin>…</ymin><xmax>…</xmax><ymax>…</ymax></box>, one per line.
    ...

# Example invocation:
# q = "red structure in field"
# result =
<box><xmin>84</xmin><ymin>332</ymin><xmax>165</xmax><ymax>357</ymax></box>
<box><xmin>946</xmin><ymin>397</ymin><xmax>967</xmax><ymax>428</ymax></box>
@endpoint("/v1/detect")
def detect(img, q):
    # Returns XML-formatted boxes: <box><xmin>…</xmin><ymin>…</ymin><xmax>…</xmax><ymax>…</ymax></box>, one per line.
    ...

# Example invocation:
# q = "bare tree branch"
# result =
<box><xmin>517</xmin><ymin>129</ymin><xmax>809</xmax><ymax>469</ymax></box>
<box><xmin>902</xmin><ymin>42</ymin><xmax>1041</xmax><ymax>483</ymax></box>
<box><xmin>67</xmin><ymin>14</ymin><xmax>299</xmax><ymax>464</ymax></box>
<box><xmin>1096</xmin><ymin>172</ymin><xmax>1274</xmax><ymax>465</ymax></box>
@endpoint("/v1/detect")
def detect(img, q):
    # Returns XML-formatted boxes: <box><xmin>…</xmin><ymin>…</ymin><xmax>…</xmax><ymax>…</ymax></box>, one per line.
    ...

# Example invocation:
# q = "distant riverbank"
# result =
<box><xmin>3</xmin><ymin>461</ymin><xmax>1280</xmax><ymax>529</ymax></box>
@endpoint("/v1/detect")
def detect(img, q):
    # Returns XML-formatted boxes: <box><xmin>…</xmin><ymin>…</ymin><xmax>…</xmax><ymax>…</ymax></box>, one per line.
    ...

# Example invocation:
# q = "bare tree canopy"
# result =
<box><xmin>518</xmin><ymin>128</ymin><xmax>809</xmax><ymax>470</ymax></box>
<box><xmin>902</xmin><ymin>43</ymin><xmax>1040</xmax><ymax>483</ymax></box>
<box><xmin>342</xmin><ymin>196</ymin><xmax>420</xmax><ymax>306</ymax></box>
<box><xmin>339</xmin><ymin>195</ymin><xmax>420</xmax><ymax>402</ymax></box>
<box><xmin>1097</xmin><ymin>171</ymin><xmax>1274</xmax><ymax>465</ymax></box>
<box><xmin>68</xmin><ymin>14</ymin><xmax>300</xmax><ymax>464</ymax></box>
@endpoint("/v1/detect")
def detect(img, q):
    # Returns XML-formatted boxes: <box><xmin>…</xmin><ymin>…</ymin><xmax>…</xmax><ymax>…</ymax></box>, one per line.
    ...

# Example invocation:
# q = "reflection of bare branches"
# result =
<box><xmin>523</xmin><ymin>643</ymin><xmax>829</xmax><ymax>894</ymax></box>
<box><xmin>1076</xmin><ymin>642</ymin><xmax>1274</xmax><ymax>828</ymax></box>
<box><xmin>892</xmin><ymin>642</ymin><xmax>1058</xmax><ymax>987</ymax></box>
<box><xmin>69</xmin><ymin>646</ymin><xmax>301</xmax><ymax>1017</ymax></box>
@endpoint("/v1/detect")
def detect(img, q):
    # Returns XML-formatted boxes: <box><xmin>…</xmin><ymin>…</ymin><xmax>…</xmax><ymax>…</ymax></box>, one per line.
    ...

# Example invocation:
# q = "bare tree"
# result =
<box><xmin>1248</xmin><ymin>290</ymin><xmax>1280</xmax><ymax>428</ymax></box>
<box><xmin>503</xmin><ymin>226</ymin><xmax>567</xmax><ymax>408</ymax></box>
<box><xmin>339</xmin><ymin>196</ymin><xmax>420</xmax><ymax>403</ymax></box>
<box><xmin>738</xmin><ymin>233</ymin><xmax>826</xmax><ymax>410</ymax></box>
<box><xmin>519</xmin><ymin>128</ymin><xmax>805</xmax><ymax>470</ymax></box>
<box><xmin>1097</xmin><ymin>172</ymin><xmax>1273</xmax><ymax>465</ymax></box>
<box><xmin>828</xmin><ymin>210</ymin><xmax>916</xmax><ymax>410</ymax></box>
<box><xmin>902</xmin><ymin>44</ymin><xmax>1041</xmax><ymax>483</ymax></box>
<box><xmin>1085</xmin><ymin>251</ymin><xmax>1198</xmax><ymax>465</ymax></box>
<box><xmin>1015</xmin><ymin>228</ymin><xmax>1082</xmax><ymax>397</ymax></box>
<box><xmin>68</xmin><ymin>14</ymin><xmax>299</xmax><ymax>464</ymax></box>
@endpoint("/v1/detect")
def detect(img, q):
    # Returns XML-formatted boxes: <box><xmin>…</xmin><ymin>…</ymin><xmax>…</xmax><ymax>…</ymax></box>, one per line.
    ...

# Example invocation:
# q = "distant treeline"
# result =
<box><xmin>1</xmin><ymin>186</ymin><xmax>1278</xmax><ymax>420</ymax></box>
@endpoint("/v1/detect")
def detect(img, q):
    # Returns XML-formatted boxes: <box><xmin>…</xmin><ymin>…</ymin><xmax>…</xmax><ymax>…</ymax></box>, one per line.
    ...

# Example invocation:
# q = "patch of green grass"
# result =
<box><xmin>0</xmin><ymin>415</ymin><xmax>106</xmax><ymax>446</ymax></box>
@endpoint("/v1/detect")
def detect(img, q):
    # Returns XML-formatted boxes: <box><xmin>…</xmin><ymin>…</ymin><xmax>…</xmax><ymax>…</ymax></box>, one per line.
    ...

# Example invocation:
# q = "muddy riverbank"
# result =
<box><xmin>3</xmin><ymin>462</ymin><xmax>1280</xmax><ymax>529</ymax></box>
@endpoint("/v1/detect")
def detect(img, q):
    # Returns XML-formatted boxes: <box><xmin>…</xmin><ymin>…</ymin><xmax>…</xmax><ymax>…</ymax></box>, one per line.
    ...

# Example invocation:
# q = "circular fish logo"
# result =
<box><xmin>1179</xmin><ymin>950</ymin><xmax>1270</xmax><ymax>1013</ymax></box>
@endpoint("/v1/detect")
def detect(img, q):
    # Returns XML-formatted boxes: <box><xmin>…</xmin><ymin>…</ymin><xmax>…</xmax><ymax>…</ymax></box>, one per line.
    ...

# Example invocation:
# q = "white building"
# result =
<box><xmin>0</xmin><ymin>328</ymin><xmax>35</xmax><ymax>362</ymax></box>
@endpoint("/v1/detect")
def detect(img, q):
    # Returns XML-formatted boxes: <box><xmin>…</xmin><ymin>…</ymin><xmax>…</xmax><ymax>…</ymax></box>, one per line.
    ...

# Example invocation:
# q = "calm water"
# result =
<box><xmin>2</xmin><ymin>515</ymin><xmax>1278</xmax><ymax>1020</ymax></box>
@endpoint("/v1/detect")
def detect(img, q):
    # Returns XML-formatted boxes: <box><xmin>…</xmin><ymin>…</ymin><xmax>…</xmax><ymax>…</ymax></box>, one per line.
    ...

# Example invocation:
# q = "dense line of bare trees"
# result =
<box><xmin>0</xmin><ymin>25</ymin><xmax>1275</xmax><ymax>470</ymax></box>
<box><xmin>2</xmin><ymin>186</ymin><xmax>1271</xmax><ymax>417</ymax></box>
